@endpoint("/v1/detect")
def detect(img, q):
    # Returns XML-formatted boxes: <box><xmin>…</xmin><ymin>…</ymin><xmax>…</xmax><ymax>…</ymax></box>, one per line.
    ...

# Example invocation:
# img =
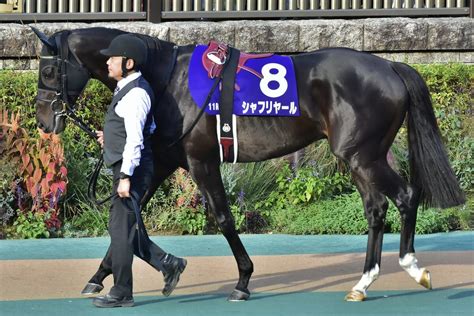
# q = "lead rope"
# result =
<box><xmin>63</xmin><ymin>108</ymin><xmax>114</xmax><ymax>206</ymax></box>
<box><xmin>86</xmin><ymin>155</ymin><xmax>116</xmax><ymax>206</ymax></box>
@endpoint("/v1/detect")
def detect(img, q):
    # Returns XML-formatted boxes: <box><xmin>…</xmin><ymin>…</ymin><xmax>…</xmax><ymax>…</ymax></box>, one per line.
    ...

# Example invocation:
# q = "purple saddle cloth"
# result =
<box><xmin>188</xmin><ymin>45</ymin><xmax>300</xmax><ymax>117</ymax></box>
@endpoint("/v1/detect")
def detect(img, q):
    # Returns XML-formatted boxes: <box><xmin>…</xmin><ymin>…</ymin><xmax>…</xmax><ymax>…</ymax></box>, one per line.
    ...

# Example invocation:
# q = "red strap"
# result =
<box><xmin>220</xmin><ymin>137</ymin><xmax>234</xmax><ymax>162</ymax></box>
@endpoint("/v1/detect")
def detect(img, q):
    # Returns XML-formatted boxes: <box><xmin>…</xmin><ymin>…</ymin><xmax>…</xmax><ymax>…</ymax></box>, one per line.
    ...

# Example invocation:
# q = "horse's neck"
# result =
<box><xmin>68</xmin><ymin>28</ymin><xmax>119</xmax><ymax>90</ymax></box>
<box><xmin>151</xmin><ymin>45</ymin><xmax>195</xmax><ymax>143</ymax></box>
<box><xmin>145</xmin><ymin>43</ymin><xmax>194</xmax><ymax>104</ymax></box>
<box><xmin>142</xmin><ymin>39</ymin><xmax>177</xmax><ymax>89</ymax></box>
<box><xmin>166</xmin><ymin>44</ymin><xmax>194</xmax><ymax>83</ymax></box>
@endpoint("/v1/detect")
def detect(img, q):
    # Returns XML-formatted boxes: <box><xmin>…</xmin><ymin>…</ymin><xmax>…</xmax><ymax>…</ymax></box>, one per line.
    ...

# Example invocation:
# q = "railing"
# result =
<box><xmin>0</xmin><ymin>0</ymin><xmax>147</xmax><ymax>20</ymax></box>
<box><xmin>155</xmin><ymin>0</ymin><xmax>472</xmax><ymax>20</ymax></box>
<box><xmin>0</xmin><ymin>0</ymin><xmax>471</xmax><ymax>22</ymax></box>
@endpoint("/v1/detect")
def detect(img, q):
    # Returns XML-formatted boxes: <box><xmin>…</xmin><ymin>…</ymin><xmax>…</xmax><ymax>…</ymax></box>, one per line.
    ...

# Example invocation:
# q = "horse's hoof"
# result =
<box><xmin>419</xmin><ymin>269</ymin><xmax>432</xmax><ymax>290</ymax></box>
<box><xmin>344</xmin><ymin>290</ymin><xmax>366</xmax><ymax>302</ymax></box>
<box><xmin>80</xmin><ymin>282</ymin><xmax>103</xmax><ymax>295</ymax></box>
<box><xmin>227</xmin><ymin>289</ymin><xmax>250</xmax><ymax>302</ymax></box>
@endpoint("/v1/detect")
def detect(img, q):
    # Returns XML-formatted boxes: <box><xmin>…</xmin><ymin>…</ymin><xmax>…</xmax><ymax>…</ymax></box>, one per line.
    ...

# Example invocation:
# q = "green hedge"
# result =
<box><xmin>270</xmin><ymin>191</ymin><xmax>471</xmax><ymax>235</ymax></box>
<box><xmin>0</xmin><ymin>63</ymin><xmax>472</xmax><ymax>238</ymax></box>
<box><xmin>413</xmin><ymin>64</ymin><xmax>473</xmax><ymax>193</ymax></box>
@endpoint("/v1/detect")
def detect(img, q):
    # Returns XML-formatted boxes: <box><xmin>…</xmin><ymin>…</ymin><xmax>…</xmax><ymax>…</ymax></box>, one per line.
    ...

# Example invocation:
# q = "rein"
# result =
<box><xmin>167</xmin><ymin>75</ymin><xmax>221</xmax><ymax>148</ymax></box>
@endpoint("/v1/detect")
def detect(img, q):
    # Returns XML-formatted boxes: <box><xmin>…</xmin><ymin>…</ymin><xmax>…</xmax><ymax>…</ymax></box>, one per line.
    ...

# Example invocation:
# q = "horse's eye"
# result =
<box><xmin>42</xmin><ymin>66</ymin><xmax>56</xmax><ymax>80</ymax></box>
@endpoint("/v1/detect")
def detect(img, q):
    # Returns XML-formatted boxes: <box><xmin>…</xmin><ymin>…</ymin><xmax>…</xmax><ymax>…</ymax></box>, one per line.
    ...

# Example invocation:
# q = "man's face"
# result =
<box><xmin>106</xmin><ymin>56</ymin><xmax>124</xmax><ymax>81</ymax></box>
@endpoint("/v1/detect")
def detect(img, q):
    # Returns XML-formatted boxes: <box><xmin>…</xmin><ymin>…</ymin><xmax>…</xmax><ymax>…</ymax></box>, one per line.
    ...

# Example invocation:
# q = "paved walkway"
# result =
<box><xmin>1</xmin><ymin>232</ymin><xmax>473</xmax><ymax>315</ymax></box>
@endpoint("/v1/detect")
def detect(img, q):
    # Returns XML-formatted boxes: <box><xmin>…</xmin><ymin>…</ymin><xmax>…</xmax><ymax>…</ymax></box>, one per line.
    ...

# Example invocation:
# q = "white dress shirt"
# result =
<box><xmin>114</xmin><ymin>71</ymin><xmax>156</xmax><ymax>176</ymax></box>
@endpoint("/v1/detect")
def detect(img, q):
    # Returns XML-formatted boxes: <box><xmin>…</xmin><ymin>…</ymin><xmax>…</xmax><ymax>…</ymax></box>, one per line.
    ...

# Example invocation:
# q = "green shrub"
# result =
<box><xmin>142</xmin><ymin>188</ymin><xmax>177</xmax><ymax>233</ymax></box>
<box><xmin>269</xmin><ymin>192</ymin><xmax>472</xmax><ymax>235</ymax></box>
<box><xmin>62</xmin><ymin>205</ymin><xmax>109</xmax><ymax>238</ymax></box>
<box><xmin>449</xmin><ymin>137</ymin><xmax>474</xmax><ymax>193</ymax></box>
<box><xmin>298</xmin><ymin>141</ymin><xmax>349</xmax><ymax>176</ymax></box>
<box><xmin>256</xmin><ymin>163</ymin><xmax>353</xmax><ymax>211</ymax></box>
<box><xmin>12</xmin><ymin>211</ymin><xmax>50</xmax><ymax>239</ymax></box>
<box><xmin>0</xmin><ymin>63</ymin><xmax>471</xmax><ymax>237</ymax></box>
<box><xmin>270</xmin><ymin>192</ymin><xmax>367</xmax><ymax>234</ymax></box>
<box><xmin>221</xmin><ymin>160</ymin><xmax>283</xmax><ymax>207</ymax></box>
<box><xmin>414</xmin><ymin>64</ymin><xmax>473</xmax><ymax>193</ymax></box>
<box><xmin>0</xmin><ymin>70</ymin><xmax>110</xmax><ymax>134</ymax></box>
<box><xmin>0</xmin><ymin>71</ymin><xmax>38</xmax><ymax>131</ymax></box>
<box><xmin>220</xmin><ymin>160</ymin><xmax>284</xmax><ymax>233</ymax></box>
<box><xmin>0</xmin><ymin>70</ymin><xmax>111</xmax><ymax>224</ymax></box>
<box><xmin>0</xmin><ymin>156</ymin><xmax>18</xmax><ymax>232</ymax></box>
<box><xmin>53</xmin><ymin>80</ymin><xmax>111</xmax><ymax>219</ymax></box>
<box><xmin>175</xmin><ymin>206</ymin><xmax>207</xmax><ymax>235</ymax></box>
<box><xmin>61</xmin><ymin>189</ymin><xmax>110</xmax><ymax>238</ymax></box>
<box><xmin>142</xmin><ymin>169</ymin><xmax>207</xmax><ymax>235</ymax></box>
<box><xmin>386</xmin><ymin>202</ymin><xmax>472</xmax><ymax>234</ymax></box>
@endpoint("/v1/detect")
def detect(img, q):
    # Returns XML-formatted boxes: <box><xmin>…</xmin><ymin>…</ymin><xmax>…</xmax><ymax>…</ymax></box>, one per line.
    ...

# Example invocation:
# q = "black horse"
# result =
<box><xmin>32</xmin><ymin>27</ymin><xmax>464</xmax><ymax>302</ymax></box>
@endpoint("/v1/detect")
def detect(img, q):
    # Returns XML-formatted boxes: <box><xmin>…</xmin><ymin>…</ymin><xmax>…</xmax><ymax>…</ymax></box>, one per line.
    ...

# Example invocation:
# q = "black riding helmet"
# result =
<box><xmin>100</xmin><ymin>34</ymin><xmax>147</xmax><ymax>66</ymax></box>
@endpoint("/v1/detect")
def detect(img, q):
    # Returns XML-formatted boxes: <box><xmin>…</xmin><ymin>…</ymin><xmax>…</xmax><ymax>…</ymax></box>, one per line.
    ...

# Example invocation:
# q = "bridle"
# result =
<box><xmin>38</xmin><ymin>31</ymin><xmax>114</xmax><ymax>205</ymax></box>
<box><xmin>38</xmin><ymin>31</ymin><xmax>97</xmax><ymax>138</ymax></box>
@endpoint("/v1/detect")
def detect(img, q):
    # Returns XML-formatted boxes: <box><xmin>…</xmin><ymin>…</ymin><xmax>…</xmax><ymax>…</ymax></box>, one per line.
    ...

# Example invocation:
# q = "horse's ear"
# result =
<box><xmin>30</xmin><ymin>26</ymin><xmax>57</xmax><ymax>54</ymax></box>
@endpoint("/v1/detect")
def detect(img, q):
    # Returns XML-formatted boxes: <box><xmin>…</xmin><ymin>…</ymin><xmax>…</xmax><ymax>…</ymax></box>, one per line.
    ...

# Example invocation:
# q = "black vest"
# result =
<box><xmin>103</xmin><ymin>76</ymin><xmax>155</xmax><ymax>167</ymax></box>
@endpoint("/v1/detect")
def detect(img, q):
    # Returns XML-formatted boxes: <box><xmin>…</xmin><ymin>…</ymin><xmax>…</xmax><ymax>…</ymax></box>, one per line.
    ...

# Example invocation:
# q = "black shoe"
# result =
<box><xmin>162</xmin><ymin>254</ymin><xmax>187</xmax><ymax>297</ymax></box>
<box><xmin>92</xmin><ymin>293</ymin><xmax>134</xmax><ymax>308</ymax></box>
<box><xmin>81</xmin><ymin>282</ymin><xmax>104</xmax><ymax>295</ymax></box>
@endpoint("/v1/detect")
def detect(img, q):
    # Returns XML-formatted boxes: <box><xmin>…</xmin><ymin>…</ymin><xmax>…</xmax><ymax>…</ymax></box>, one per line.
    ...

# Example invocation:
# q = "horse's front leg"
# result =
<box><xmin>188</xmin><ymin>157</ymin><xmax>253</xmax><ymax>301</ymax></box>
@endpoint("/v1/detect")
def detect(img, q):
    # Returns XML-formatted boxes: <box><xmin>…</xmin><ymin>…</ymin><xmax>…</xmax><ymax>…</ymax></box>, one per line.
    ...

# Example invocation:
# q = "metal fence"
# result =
<box><xmin>23</xmin><ymin>0</ymin><xmax>143</xmax><ymax>13</ymax></box>
<box><xmin>0</xmin><ymin>0</ymin><xmax>146</xmax><ymax>20</ymax></box>
<box><xmin>165</xmin><ymin>0</ymin><xmax>472</xmax><ymax>20</ymax></box>
<box><xmin>0</xmin><ymin>0</ymin><xmax>471</xmax><ymax>21</ymax></box>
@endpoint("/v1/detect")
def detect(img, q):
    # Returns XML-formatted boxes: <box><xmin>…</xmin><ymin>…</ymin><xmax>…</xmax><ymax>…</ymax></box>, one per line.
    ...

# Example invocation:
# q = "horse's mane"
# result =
<box><xmin>134</xmin><ymin>34</ymin><xmax>174</xmax><ymax>94</ymax></box>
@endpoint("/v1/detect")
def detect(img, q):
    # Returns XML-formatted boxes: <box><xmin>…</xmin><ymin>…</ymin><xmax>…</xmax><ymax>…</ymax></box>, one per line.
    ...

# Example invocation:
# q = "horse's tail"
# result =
<box><xmin>391</xmin><ymin>62</ymin><xmax>465</xmax><ymax>208</ymax></box>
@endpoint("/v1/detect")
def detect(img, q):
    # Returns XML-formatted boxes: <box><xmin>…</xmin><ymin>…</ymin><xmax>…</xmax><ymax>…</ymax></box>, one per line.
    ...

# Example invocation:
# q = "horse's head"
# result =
<box><xmin>32</xmin><ymin>27</ymin><xmax>91</xmax><ymax>134</ymax></box>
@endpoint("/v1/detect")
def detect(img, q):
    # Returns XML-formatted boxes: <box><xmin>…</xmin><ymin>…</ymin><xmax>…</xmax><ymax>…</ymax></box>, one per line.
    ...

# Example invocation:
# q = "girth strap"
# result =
<box><xmin>218</xmin><ymin>47</ymin><xmax>240</xmax><ymax>163</ymax></box>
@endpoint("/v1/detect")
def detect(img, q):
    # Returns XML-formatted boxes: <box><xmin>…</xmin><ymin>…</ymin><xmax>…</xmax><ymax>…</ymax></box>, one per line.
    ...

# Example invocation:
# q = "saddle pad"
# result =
<box><xmin>188</xmin><ymin>45</ymin><xmax>300</xmax><ymax>117</ymax></box>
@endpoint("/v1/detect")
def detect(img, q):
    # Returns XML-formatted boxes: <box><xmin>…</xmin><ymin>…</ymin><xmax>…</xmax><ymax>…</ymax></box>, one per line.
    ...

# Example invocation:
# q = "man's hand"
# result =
<box><xmin>96</xmin><ymin>130</ymin><xmax>104</xmax><ymax>148</ymax></box>
<box><xmin>117</xmin><ymin>179</ymin><xmax>130</xmax><ymax>198</ymax></box>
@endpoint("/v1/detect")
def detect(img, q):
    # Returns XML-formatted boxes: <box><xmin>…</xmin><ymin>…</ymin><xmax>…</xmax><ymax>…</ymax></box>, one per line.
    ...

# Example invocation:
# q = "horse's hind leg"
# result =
<box><xmin>359</xmin><ymin>160</ymin><xmax>431</xmax><ymax>290</ymax></box>
<box><xmin>187</xmin><ymin>157</ymin><xmax>253</xmax><ymax>301</ymax></box>
<box><xmin>345</xmin><ymin>171</ymin><xmax>389</xmax><ymax>301</ymax></box>
<box><xmin>345</xmin><ymin>157</ymin><xmax>431</xmax><ymax>300</ymax></box>
<box><xmin>395</xmin><ymin>181</ymin><xmax>432</xmax><ymax>290</ymax></box>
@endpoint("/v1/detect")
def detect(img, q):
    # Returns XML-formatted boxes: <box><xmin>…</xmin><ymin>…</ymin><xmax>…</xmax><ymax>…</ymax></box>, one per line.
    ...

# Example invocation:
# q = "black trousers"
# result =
<box><xmin>90</xmin><ymin>147</ymin><xmax>167</xmax><ymax>297</ymax></box>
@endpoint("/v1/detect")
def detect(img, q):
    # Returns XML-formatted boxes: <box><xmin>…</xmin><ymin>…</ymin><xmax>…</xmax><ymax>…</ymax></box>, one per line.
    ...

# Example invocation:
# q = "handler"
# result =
<box><xmin>86</xmin><ymin>34</ymin><xmax>186</xmax><ymax>308</ymax></box>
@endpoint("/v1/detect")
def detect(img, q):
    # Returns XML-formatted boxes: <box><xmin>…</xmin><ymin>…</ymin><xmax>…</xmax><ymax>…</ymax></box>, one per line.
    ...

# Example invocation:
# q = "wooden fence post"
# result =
<box><xmin>146</xmin><ymin>0</ymin><xmax>162</xmax><ymax>23</ymax></box>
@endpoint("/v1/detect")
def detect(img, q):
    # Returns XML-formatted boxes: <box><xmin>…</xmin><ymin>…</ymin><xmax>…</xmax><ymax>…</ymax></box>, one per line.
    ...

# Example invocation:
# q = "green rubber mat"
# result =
<box><xmin>1</xmin><ymin>289</ymin><xmax>472</xmax><ymax>316</ymax></box>
<box><xmin>1</xmin><ymin>231</ymin><xmax>472</xmax><ymax>260</ymax></box>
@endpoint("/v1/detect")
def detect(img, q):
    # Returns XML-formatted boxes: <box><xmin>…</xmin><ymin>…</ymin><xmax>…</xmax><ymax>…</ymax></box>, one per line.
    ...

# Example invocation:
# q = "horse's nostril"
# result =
<box><xmin>37</xmin><ymin>122</ymin><xmax>43</xmax><ymax>129</ymax></box>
